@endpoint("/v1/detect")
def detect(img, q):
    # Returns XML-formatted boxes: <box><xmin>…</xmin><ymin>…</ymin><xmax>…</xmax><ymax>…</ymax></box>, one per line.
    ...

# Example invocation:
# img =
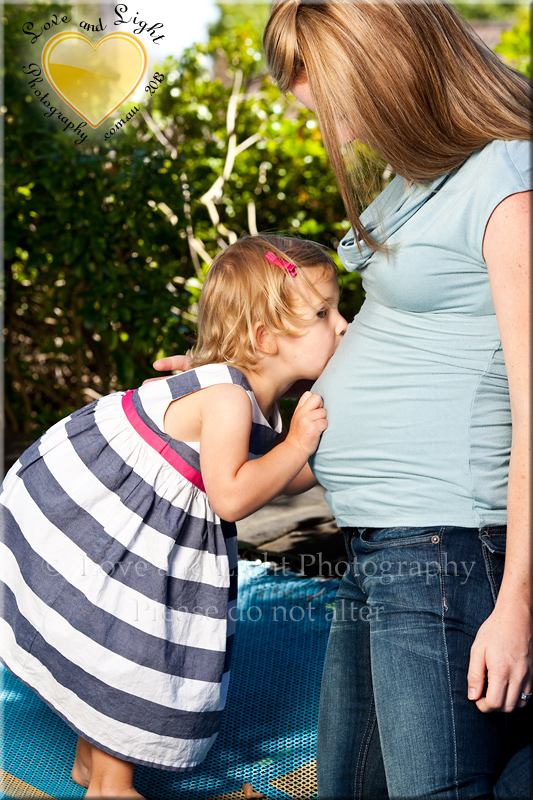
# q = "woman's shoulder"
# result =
<box><xmin>463</xmin><ymin>138</ymin><xmax>531</xmax><ymax>191</ymax></box>
<box><xmin>448</xmin><ymin>139</ymin><xmax>531</xmax><ymax>250</ymax></box>
<box><xmin>485</xmin><ymin>138</ymin><xmax>531</xmax><ymax>184</ymax></box>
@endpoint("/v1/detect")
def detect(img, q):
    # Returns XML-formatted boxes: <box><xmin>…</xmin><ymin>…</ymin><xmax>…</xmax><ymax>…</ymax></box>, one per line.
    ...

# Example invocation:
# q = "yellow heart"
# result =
<box><xmin>42</xmin><ymin>32</ymin><xmax>147</xmax><ymax>128</ymax></box>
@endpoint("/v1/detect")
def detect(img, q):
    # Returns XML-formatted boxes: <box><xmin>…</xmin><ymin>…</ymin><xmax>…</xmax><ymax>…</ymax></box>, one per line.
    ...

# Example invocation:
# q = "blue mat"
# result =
<box><xmin>1</xmin><ymin>561</ymin><xmax>340</xmax><ymax>799</ymax></box>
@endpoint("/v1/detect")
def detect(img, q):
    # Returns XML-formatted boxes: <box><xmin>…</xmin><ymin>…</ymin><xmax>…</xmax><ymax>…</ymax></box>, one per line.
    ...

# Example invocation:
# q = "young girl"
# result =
<box><xmin>0</xmin><ymin>234</ymin><xmax>347</xmax><ymax>798</ymax></box>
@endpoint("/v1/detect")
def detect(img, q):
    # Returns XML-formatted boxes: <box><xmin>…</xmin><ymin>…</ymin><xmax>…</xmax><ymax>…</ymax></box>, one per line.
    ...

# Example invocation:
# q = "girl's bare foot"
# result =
<box><xmin>71</xmin><ymin>736</ymin><xmax>92</xmax><ymax>788</ymax></box>
<box><xmin>242</xmin><ymin>784</ymin><xmax>266</xmax><ymax>799</ymax></box>
<box><xmin>84</xmin><ymin>743</ymin><xmax>145</xmax><ymax>798</ymax></box>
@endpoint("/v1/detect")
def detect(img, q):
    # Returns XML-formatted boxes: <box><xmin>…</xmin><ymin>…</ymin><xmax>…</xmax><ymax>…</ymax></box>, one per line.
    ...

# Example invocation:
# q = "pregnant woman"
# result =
<box><xmin>157</xmin><ymin>1</ymin><xmax>532</xmax><ymax>796</ymax></box>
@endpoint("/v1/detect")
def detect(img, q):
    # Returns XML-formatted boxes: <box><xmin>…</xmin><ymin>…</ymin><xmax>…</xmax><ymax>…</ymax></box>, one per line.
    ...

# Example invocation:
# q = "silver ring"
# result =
<box><xmin>520</xmin><ymin>692</ymin><xmax>532</xmax><ymax>701</ymax></box>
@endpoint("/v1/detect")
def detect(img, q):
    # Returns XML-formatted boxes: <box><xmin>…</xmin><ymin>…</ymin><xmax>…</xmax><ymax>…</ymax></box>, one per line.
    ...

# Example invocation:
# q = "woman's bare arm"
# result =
<box><xmin>467</xmin><ymin>190</ymin><xmax>532</xmax><ymax>713</ymax></box>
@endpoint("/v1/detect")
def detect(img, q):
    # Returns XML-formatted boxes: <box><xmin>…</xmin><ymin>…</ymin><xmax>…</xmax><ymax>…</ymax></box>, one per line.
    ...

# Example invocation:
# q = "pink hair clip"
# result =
<box><xmin>265</xmin><ymin>251</ymin><xmax>297</xmax><ymax>277</ymax></box>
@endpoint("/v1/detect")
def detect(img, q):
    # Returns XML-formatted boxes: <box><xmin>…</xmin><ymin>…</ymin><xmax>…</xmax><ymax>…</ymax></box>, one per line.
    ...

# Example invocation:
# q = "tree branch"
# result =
<box><xmin>140</xmin><ymin>109</ymin><xmax>178</xmax><ymax>159</ymax></box>
<box><xmin>247</xmin><ymin>200</ymin><xmax>258</xmax><ymax>236</ymax></box>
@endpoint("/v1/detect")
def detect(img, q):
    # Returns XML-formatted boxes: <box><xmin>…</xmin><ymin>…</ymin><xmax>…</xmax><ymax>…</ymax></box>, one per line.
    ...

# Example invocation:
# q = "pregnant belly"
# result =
<box><xmin>309</xmin><ymin>303</ymin><xmax>509</xmax><ymax>524</ymax></box>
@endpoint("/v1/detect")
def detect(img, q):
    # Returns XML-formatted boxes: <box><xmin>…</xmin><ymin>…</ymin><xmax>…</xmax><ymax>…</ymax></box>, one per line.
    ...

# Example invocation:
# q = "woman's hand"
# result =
<box><xmin>142</xmin><ymin>355</ymin><xmax>191</xmax><ymax>385</ymax></box>
<box><xmin>467</xmin><ymin>596</ymin><xmax>532</xmax><ymax>713</ymax></box>
<box><xmin>285</xmin><ymin>391</ymin><xmax>327</xmax><ymax>458</ymax></box>
<box><xmin>153</xmin><ymin>355</ymin><xmax>191</xmax><ymax>372</ymax></box>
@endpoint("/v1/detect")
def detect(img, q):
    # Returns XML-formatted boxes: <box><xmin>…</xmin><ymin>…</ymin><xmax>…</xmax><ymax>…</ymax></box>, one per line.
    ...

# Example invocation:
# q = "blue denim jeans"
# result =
<box><xmin>317</xmin><ymin>526</ymin><xmax>533</xmax><ymax>799</ymax></box>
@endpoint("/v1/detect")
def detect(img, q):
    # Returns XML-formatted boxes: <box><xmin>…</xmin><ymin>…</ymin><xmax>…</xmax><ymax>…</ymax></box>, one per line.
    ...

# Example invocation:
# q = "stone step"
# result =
<box><xmin>236</xmin><ymin>486</ymin><xmax>347</xmax><ymax>577</ymax></box>
<box><xmin>235</xmin><ymin>485</ymin><xmax>334</xmax><ymax>548</ymax></box>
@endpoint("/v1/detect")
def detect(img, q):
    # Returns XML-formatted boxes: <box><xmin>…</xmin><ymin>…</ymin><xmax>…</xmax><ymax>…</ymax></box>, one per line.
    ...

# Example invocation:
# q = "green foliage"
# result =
<box><xmin>208</xmin><ymin>2</ymin><xmax>271</xmax><ymax>43</ymax></box>
<box><xmin>5</xmin><ymin>1</ymin><xmax>365</xmax><ymax>434</ymax></box>
<box><xmin>10</xmin><ymin>1</ymin><xmax>526</xmax><ymax>435</ymax></box>
<box><xmin>494</xmin><ymin>6</ymin><xmax>531</xmax><ymax>76</ymax></box>
<box><xmin>452</xmin><ymin>2</ymin><xmax>520</xmax><ymax>21</ymax></box>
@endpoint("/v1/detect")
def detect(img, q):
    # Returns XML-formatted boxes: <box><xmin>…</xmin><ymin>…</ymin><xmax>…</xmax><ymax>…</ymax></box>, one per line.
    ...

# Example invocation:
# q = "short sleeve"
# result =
<box><xmin>473</xmin><ymin>139</ymin><xmax>532</xmax><ymax>255</ymax></box>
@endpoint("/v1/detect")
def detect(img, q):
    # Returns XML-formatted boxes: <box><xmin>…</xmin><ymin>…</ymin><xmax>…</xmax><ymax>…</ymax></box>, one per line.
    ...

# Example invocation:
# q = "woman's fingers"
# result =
<box><xmin>474</xmin><ymin>671</ymin><xmax>508</xmax><ymax>713</ymax></box>
<box><xmin>141</xmin><ymin>376</ymin><xmax>169</xmax><ymax>385</ymax></box>
<box><xmin>468</xmin><ymin>614</ymin><xmax>532</xmax><ymax>712</ymax></box>
<box><xmin>508</xmin><ymin>679</ymin><xmax>532</xmax><ymax>711</ymax></box>
<box><xmin>467</xmin><ymin>649</ymin><xmax>509</xmax><ymax>712</ymax></box>
<box><xmin>467</xmin><ymin>635</ymin><xmax>504</xmax><ymax>711</ymax></box>
<box><xmin>475</xmin><ymin>676</ymin><xmax>529</xmax><ymax>713</ymax></box>
<box><xmin>153</xmin><ymin>355</ymin><xmax>190</xmax><ymax>372</ymax></box>
<box><xmin>518</xmin><ymin>682</ymin><xmax>533</xmax><ymax>708</ymax></box>
<box><xmin>143</xmin><ymin>354</ymin><xmax>190</xmax><ymax>385</ymax></box>
<box><xmin>467</xmin><ymin>644</ymin><xmax>486</xmax><ymax>703</ymax></box>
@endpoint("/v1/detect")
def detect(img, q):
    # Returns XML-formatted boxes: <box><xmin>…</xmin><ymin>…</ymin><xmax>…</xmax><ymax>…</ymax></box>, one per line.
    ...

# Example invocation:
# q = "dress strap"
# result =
<box><xmin>121</xmin><ymin>389</ymin><xmax>205</xmax><ymax>491</ymax></box>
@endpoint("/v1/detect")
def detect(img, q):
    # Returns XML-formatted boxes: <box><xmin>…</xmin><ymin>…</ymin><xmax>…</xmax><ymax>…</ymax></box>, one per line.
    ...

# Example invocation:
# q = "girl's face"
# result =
<box><xmin>291</xmin><ymin>78</ymin><xmax>358</xmax><ymax>146</ymax></box>
<box><xmin>276</xmin><ymin>269</ymin><xmax>348</xmax><ymax>381</ymax></box>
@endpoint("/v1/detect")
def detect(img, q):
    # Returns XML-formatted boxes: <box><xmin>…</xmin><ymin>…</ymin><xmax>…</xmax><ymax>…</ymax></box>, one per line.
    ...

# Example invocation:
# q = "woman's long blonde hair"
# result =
<box><xmin>264</xmin><ymin>0</ymin><xmax>532</xmax><ymax>250</ymax></box>
<box><xmin>188</xmin><ymin>234</ymin><xmax>337</xmax><ymax>370</ymax></box>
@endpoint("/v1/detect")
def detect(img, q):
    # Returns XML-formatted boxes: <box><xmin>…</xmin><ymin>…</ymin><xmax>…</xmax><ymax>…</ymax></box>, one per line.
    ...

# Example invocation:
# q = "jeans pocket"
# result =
<box><xmin>358</xmin><ymin>526</ymin><xmax>443</xmax><ymax>550</ymax></box>
<box><xmin>478</xmin><ymin>527</ymin><xmax>506</xmax><ymax>603</ymax></box>
<box><xmin>342</xmin><ymin>529</ymin><xmax>363</xmax><ymax>590</ymax></box>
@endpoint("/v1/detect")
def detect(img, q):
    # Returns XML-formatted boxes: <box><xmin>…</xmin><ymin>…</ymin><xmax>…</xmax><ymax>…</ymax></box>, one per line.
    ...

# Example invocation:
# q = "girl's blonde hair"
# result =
<box><xmin>263</xmin><ymin>0</ymin><xmax>532</xmax><ymax>251</ymax></box>
<box><xmin>188</xmin><ymin>234</ymin><xmax>337</xmax><ymax>370</ymax></box>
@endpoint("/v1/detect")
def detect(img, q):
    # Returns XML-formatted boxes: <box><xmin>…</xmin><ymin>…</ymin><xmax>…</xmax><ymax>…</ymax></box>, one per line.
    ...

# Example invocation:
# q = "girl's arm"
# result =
<box><xmin>468</xmin><ymin>190</ymin><xmax>532</xmax><ymax>713</ymax></box>
<box><xmin>264</xmin><ymin>429</ymin><xmax>319</xmax><ymax>495</ymax></box>
<box><xmin>198</xmin><ymin>386</ymin><xmax>326</xmax><ymax>522</ymax></box>
<box><xmin>283</xmin><ymin>463</ymin><xmax>319</xmax><ymax>495</ymax></box>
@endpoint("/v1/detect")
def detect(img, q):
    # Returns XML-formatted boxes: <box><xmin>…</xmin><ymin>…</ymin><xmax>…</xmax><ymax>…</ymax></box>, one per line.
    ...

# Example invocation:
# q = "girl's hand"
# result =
<box><xmin>467</xmin><ymin>597</ymin><xmax>533</xmax><ymax>713</ymax></box>
<box><xmin>285</xmin><ymin>391</ymin><xmax>327</xmax><ymax>458</ymax></box>
<box><xmin>153</xmin><ymin>355</ymin><xmax>191</xmax><ymax>372</ymax></box>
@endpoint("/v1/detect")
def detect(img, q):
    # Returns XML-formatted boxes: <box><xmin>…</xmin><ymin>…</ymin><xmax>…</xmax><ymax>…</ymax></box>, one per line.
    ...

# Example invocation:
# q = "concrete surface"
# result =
<box><xmin>235</xmin><ymin>485</ymin><xmax>334</xmax><ymax>548</ymax></box>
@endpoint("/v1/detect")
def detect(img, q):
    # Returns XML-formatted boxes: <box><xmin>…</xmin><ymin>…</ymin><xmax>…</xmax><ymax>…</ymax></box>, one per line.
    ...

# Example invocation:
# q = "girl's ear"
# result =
<box><xmin>252</xmin><ymin>322</ymin><xmax>278</xmax><ymax>356</ymax></box>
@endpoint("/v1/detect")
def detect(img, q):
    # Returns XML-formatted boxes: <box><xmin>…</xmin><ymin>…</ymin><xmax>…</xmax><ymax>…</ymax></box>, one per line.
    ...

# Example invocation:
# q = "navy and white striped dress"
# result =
<box><xmin>0</xmin><ymin>364</ymin><xmax>282</xmax><ymax>771</ymax></box>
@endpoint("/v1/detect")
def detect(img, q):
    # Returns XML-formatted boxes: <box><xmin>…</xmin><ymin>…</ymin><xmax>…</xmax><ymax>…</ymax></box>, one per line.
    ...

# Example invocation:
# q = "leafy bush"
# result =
<box><xmin>452</xmin><ymin>2</ymin><xmax>519</xmax><ymax>21</ymax></box>
<box><xmin>494</xmin><ymin>6</ymin><xmax>531</xmax><ymax>77</ymax></box>
<box><xmin>5</xmin><ymin>3</ymin><xmax>367</xmax><ymax>434</ymax></box>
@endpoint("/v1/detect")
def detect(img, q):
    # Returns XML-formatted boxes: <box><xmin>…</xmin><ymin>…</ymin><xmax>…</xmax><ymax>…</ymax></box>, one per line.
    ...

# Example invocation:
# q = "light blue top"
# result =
<box><xmin>310</xmin><ymin>139</ymin><xmax>531</xmax><ymax>528</ymax></box>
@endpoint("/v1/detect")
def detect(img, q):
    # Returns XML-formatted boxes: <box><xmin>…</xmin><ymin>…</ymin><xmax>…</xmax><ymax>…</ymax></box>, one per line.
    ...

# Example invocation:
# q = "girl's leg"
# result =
<box><xmin>84</xmin><ymin>743</ymin><xmax>145</xmax><ymax>798</ymax></box>
<box><xmin>316</xmin><ymin>534</ymin><xmax>388</xmax><ymax>799</ymax></box>
<box><xmin>72</xmin><ymin>736</ymin><xmax>93</xmax><ymax>788</ymax></box>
